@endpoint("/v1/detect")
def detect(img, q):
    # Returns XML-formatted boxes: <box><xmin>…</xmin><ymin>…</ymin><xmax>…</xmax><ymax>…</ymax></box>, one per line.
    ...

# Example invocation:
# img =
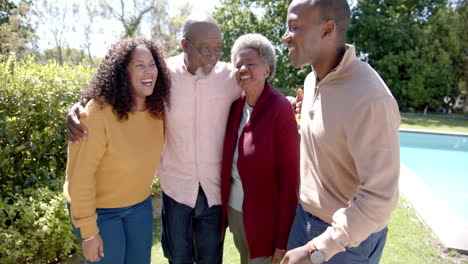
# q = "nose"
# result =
<box><xmin>239</xmin><ymin>65</ymin><xmax>248</xmax><ymax>72</ymax></box>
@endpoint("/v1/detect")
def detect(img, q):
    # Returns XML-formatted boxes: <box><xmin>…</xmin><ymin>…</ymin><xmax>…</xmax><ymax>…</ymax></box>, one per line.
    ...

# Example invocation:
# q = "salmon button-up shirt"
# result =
<box><xmin>157</xmin><ymin>54</ymin><xmax>241</xmax><ymax>208</ymax></box>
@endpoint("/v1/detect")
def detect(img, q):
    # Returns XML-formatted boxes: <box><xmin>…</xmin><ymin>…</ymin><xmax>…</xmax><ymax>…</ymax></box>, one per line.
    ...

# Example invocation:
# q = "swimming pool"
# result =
<box><xmin>400</xmin><ymin>130</ymin><xmax>468</xmax><ymax>221</ymax></box>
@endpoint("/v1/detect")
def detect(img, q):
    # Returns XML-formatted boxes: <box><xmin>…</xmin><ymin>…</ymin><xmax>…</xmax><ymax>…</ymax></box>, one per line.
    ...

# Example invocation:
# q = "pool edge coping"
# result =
<box><xmin>399</xmin><ymin>163</ymin><xmax>468</xmax><ymax>253</ymax></box>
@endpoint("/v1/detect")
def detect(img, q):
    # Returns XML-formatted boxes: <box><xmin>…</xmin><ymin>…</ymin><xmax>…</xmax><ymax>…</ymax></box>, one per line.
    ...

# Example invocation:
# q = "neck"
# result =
<box><xmin>134</xmin><ymin>97</ymin><xmax>146</xmax><ymax>112</ymax></box>
<box><xmin>245</xmin><ymin>84</ymin><xmax>265</xmax><ymax>107</ymax></box>
<box><xmin>184</xmin><ymin>54</ymin><xmax>197</xmax><ymax>75</ymax></box>
<box><xmin>313</xmin><ymin>44</ymin><xmax>346</xmax><ymax>81</ymax></box>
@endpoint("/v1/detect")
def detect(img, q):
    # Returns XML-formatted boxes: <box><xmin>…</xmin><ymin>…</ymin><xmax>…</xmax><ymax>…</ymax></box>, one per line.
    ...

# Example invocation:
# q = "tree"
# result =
<box><xmin>0</xmin><ymin>0</ymin><xmax>37</xmax><ymax>57</ymax></box>
<box><xmin>0</xmin><ymin>0</ymin><xmax>16</xmax><ymax>25</ymax></box>
<box><xmin>100</xmin><ymin>0</ymin><xmax>158</xmax><ymax>38</ymax></box>
<box><xmin>79</xmin><ymin>0</ymin><xmax>104</xmax><ymax>65</ymax></box>
<box><xmin>33</xmin><ymin>0</ymin><xmax>79</xmax><ymax>65</ymax></box>
<box><xmin>347</xmin><ymin>0</ymin><xmax>464</xmax><ymax>112</ymax></box>
<box><xmin>43</xmin><ymin>47</ymin><xmax>88</xmax><ymax>65</ymax></box>
<box><xmin>213</xmin><ymin>0</ymin><xmax>309</xmax><ymax>96</ymax></box>
<box><xmin>148</xmin><ymin>0</ymin><xmax>191</xmax><ymax>56</ymax></box>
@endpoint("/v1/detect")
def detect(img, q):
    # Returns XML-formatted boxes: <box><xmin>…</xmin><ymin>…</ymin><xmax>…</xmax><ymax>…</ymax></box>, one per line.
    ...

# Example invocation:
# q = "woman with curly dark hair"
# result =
<box><xmin>63</xmin><ymin>37</ymin><xmax>170</xmax><ymax>264</ymax></box>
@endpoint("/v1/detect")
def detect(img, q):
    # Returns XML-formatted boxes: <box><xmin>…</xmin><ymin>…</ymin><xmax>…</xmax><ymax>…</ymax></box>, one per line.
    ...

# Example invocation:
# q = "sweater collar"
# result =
<box><xmin>315</xmin><ymin>44</ymin><xmax>357</xmax><ymax>85</ymax></box>
<box><xmin>240</xmin><ymin>81</ymin><xmax>274</xmax><ymax>108</ymax></box>
<box><xmin>239</xmin><ymin>82</ymin><xmax>275</xmax><ymax>120</ymax></box>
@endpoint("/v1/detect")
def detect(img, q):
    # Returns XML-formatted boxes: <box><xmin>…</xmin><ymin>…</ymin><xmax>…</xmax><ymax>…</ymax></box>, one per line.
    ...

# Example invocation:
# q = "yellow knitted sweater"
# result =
<box><xmin>63</xmin><ymin>99</ymin><xmax>164</xmax><ymax>239</ymax></box>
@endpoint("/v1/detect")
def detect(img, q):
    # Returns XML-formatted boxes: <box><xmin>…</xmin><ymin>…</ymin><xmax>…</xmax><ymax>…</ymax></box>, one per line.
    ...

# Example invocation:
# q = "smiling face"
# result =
<box><xmin>234</xmin><ymin>48</ymin><xmax>270</xmax><ymax>93</ymax></box>
<box><xmin>182</xmin><ymin>22</ymin><xmax>223</xmax><ymax>76</ymax></box>
<box><xmin>283</xmin><ymin>0</ymin><xmax>324</xmax><ymax>68</ymax></box>
<box><xmin>127</xmin><ymin>46</ymin><xmax>158</xmax><ymax>102</ymax></box>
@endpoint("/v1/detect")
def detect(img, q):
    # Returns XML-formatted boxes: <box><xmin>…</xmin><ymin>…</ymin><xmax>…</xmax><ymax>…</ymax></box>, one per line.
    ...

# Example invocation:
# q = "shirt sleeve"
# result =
<box><xmin>67</xmin><ymin>102</ymin><xmax>107</xmax><ymax>239</ymax></box>
<box><xmin>312</xmin><ymin>96</ymin><xmax>400</xmax><ymax>260</ymax></box>
<box><xmin>275</xmin><ymin>101</ymin><xmax>300</xmax><ymax>250</ymax></box>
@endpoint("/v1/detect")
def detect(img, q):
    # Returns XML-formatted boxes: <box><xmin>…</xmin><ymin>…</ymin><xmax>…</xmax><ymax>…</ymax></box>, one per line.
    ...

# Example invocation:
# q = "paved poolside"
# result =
<box><xmin>399</xmin><ymin>163</ymin><xmax>468</xmax><ymax>253</ymax></box>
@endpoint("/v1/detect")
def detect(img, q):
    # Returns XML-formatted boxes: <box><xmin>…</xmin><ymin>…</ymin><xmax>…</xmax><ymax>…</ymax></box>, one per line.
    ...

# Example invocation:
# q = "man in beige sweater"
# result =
<box><xmin>281</xmin><ymin>1</ymin><xmax>400</xmax><ymax>264</ymax></box>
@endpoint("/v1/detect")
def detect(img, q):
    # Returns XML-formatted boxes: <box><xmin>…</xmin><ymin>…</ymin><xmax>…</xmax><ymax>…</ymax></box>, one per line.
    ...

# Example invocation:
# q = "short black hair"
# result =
<box><xmin>309</xmin><ymin>0</ymin><xmax>351</xmax><ymax>41</ymax></box>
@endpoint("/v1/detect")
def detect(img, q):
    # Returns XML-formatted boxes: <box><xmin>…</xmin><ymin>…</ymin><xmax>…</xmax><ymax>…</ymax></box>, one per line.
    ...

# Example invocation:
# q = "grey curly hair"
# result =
<box><xmin>230</xmin><ymin>33</ymin><xmax>276</xmax><ymax>82</ymax></box>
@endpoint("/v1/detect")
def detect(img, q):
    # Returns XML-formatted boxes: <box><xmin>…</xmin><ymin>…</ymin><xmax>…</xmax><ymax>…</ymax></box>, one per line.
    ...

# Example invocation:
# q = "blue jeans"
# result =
<box><xmin>287</xmin><ymin>204</ymin><xmax>388</xmax><ymax>264</ymax></box>
<box><xmin>68</xmin><ymin>196</ymin><xmax>153</xmax><ymax>264</ymax></box>
<box><xmin>161</xmin><ymin>186</ymin><xmax>223</xmax><ymax>264</ymax></box>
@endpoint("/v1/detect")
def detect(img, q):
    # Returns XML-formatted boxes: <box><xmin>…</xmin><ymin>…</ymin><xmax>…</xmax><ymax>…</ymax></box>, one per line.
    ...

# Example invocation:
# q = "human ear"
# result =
<box><xmin>181</xmin><ymin>39</ymin><xmax>189</xmax><ymax>52</ymax></box>
<box><xmin>322</xmin><ymin>20</ymin><xmax>336</xmax><ymax>38</ymax></box>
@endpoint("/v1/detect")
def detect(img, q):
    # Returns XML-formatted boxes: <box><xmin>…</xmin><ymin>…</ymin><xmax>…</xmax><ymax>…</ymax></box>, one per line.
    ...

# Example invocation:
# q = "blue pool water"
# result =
<box><xmin>400</xmin><ymin>131</ymin><xmax>468</xmax><ymax>222</ymax></box>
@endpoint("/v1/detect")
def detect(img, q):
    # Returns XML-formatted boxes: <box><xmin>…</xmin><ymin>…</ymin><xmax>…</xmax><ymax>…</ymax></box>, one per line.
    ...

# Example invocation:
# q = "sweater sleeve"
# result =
<box><xmin>67</xmin><ymin>101</ymin><xmax>108</xmax><ymax>239</ymax></box>
<box><xmin>312</xmin><ymin>97</ymin><xmax>400</xmax><ymax>260</ymax></box>
<box><xmin>275</xmin><ymin>101</ymin><xmax>300</xmax><ymax>250</ymax></box>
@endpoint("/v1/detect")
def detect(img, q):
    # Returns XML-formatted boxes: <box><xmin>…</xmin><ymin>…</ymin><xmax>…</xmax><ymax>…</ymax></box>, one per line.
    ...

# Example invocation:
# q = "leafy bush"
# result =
<box><xmin>0</xmin><ymin>55</ymin><xmax>93</xmax><ymax>194</ymax></box>
<box><xmin>0</xmin><ymin>180</ymin><xmax>78</xmax><ymax>263</ymax></box>
<box><xmin>0</xmin><ymin>55</ymin><xmax>94</xmax><ymax>262</ymax></box>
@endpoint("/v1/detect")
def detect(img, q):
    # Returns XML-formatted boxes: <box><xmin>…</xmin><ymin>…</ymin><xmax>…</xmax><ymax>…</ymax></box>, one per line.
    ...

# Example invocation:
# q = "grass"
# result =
<box><xmin>380</xmin><ymin>198</ymin><xmax>453</xmax><ymax>264</ymax></box>
<box><xmin>400</xmin><ymin>114</ymin><xmax>468</xmax><ymax>133</ymax></box>
<box><xmin>149</xmin><ymin>198</ymin><xmax>461</xmax><ymax>264</ymax></box>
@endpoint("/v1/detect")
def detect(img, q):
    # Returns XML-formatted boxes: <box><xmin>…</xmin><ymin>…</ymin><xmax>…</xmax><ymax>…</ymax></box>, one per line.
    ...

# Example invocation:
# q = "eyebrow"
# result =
<box><xmin>132</xmin><ymin>59</ymin><xmax>155</xmax><ymax>63</ymax></box>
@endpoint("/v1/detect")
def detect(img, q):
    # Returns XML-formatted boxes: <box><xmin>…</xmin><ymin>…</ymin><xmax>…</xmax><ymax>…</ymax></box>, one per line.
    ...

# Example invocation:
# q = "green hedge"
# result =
<box><xmin>0</xmin><ymin>55</ymin><xmax>94</xmax><ymax>263</ymax></box>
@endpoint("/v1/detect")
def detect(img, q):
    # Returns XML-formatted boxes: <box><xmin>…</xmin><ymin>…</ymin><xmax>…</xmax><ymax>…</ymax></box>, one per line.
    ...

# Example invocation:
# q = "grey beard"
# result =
<box><xmin>195</xmin><ymin>67</ymin><xmax>210</xmax><ymax>79</ymax></box>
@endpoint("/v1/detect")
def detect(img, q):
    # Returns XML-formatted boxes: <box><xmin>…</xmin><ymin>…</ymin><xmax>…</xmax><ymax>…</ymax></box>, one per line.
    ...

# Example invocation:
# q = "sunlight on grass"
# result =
<box><xmin>381</xmin><ymin>198</ymin><xmax>452</xmax><ymax>264</ymax></box>
<box><xmin>150</xmin><ymin>197</ymin><xmax>458</xmax><ymax>264</ymax></box>
<box><xmin>400</xmin><ymin>115</ymin><xmax>468</xmax><ymax>133</ymax></box>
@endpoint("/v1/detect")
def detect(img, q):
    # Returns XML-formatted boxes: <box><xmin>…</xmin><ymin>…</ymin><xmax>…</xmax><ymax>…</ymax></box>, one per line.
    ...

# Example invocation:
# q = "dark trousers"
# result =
<box><xmin>287</xmin><ymin>204</ymin><xmax>388</xmax><ymax>264</ymax></box>
<box><xmin>161</xmin><ymin>186</ymin><xmax>223</xmax><ymax>264</ymax></box>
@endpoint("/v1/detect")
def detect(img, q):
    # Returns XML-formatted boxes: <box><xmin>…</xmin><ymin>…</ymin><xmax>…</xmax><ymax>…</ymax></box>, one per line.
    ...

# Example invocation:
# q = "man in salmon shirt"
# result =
<box><xmin>66</xmin><ymin>14</ymin><xmax>241</xmax><ymax>264</ymax></box>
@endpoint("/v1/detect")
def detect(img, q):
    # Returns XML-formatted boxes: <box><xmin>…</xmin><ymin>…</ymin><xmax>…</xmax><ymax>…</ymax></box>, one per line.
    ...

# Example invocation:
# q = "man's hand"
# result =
<box><xmin>273</xmin><ymin>248</ymin><xmax>286</xmax><ymax>264</ymax></box>
<box><xmin>66</xmin><ymin>102</ymin><xmax>87</xmax><ymax>143</ymax></box>
<box><xmin>295</xmin><ymin>89</ymin><xmax>303</xmax><ymax>119</ymax></box>
<box><xmin>281</xmin><ymin>245</ymin><xmax>311</xmax><ymax>264</ymax></box>
<box><xmin>82</xmin><ymin>234</ymin><xmax>104</xmax><ymax>262</ymax></box>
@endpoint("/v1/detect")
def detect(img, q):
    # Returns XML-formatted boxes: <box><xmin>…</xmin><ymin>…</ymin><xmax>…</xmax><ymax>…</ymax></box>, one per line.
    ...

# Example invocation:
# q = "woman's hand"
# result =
<box><xmin>82</xmin><ymin>234</ymin><xmax>104</xmax><ymax>262</ymax></box>
<box><xmin>273</xmin><ymin>248</ymin><xmax>286</xmax><ymax>264</ymax></box>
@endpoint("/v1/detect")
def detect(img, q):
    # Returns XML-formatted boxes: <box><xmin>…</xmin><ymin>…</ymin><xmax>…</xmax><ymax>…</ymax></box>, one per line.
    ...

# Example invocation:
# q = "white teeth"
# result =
<box><xmin>141</xmin><ymin>79</ymin><xmax>152</xmax><ymax>83</ymax></box>
<box><xmin>240</xmin><ymin>76</ymin><xmax>251</xmax><ymax>80</ymax></box>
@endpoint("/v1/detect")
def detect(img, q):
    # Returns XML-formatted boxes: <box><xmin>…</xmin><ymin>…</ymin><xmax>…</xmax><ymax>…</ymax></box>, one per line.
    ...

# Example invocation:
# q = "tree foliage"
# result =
<box><xmin>348</xmin><ymin>0</ymin><xmax>466</xmax><ymax>112</ymax></box>
<box><xmin>149</xmin><ymin>1</ymin><xmax>191</xmax><ymax>56</ymax></box>
<box><xmin>0</xmin><ymin>0</ymin><xmax>36</xmax><ymax>58</ymax></box>
<box><xmin>100</xmin><ymin>0</ymin><xmax>158</xmax><ymax>37</ymax></box>
<box><xmin>213</xmin><ymin>0</ymin><xmax>309</xmax><ymax>96</ymax></box>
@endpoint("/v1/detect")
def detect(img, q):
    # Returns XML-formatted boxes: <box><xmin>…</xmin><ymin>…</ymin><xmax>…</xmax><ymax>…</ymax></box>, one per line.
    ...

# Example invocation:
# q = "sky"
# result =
<box><xmin>34</xmin><ymin>0</ymin><xmax>220</xmax><ymax>58</ymax></box>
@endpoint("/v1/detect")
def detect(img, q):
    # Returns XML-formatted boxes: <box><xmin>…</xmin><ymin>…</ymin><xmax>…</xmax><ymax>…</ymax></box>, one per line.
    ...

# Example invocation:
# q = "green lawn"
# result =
<box><xmin>400</xmin><ymin>114</ymin><xmax>468</xmax><ymax>133</ymax></box>
<box><xmin>149</xmin><ymin>197</ymin><xmax>462</xmax><ymax>264</ymax></box>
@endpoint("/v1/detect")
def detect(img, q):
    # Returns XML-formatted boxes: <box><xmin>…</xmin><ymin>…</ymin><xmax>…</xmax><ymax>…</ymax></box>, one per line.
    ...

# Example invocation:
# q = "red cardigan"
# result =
<box><xmin>220</xmin><ymin>82</ymin><xmax>300</xmax><ymax>258</ymax></box>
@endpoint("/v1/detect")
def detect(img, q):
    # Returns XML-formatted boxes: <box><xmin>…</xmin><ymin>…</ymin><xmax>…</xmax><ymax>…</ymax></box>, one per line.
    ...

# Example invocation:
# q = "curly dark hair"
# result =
<box><xmin>80</xmin><ymin>37</ymin><xmax>170</xmax><ymax>120</ymax></box>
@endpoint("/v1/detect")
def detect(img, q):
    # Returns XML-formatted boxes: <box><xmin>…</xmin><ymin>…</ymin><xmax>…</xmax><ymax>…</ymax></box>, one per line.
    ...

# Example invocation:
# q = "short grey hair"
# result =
<box><xmin>231</xmin><ymin>33</ymin><xmax>276</xmax><ymax>82</ymax></box>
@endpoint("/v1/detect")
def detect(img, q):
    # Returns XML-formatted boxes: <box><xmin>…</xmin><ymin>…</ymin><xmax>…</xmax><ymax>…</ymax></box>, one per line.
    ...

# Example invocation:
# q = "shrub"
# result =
<box><xmin>0</xmin><ymin>55</ymin><xmax>93</xmax><ymax>195</ymax></box>
<box><xmin>0</xmin><ymin>180</ymin><xmax>79</xmax><ymax>263</ymax></box>
<box><xmin>0</xmin><ymin>55</ymin><xmax>94</xmax><ymax>262</ymax></box>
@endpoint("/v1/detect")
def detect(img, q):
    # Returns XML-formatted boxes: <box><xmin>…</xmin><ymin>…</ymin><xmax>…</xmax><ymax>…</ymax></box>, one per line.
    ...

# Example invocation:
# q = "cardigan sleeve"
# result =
<box><xmin>67</xmin><ymin>101</ymin><xmax>108</xmax><ymax>239</ymax></box>
<box><xmin>274</xmin><ymin>101</ymin><xmax>300</xmax><ymax>250</ymax></box>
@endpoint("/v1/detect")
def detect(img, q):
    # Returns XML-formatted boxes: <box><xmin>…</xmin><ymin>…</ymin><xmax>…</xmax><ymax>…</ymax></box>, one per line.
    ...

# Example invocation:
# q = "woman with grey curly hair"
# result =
<box><xmin>220</xmin><ymin>33</ymin><xmax>300</xmax><ymax>264</ymax></box>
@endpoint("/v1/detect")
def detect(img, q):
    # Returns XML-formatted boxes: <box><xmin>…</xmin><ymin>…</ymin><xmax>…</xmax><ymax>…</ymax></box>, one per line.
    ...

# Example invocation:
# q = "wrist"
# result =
<box><xmin>307</xmin><ymin>241</ymin><xmax>316</xmax><ymax>253</ymax></box>
<box><xmin>307</xmin><ymin>241</ymin><xmax>325</xmax><ymax>264</ymax></box>
<box><xmin>83</xmin><ymin>233</ymin><xmax>99</xmax><ymax>242</ymax></box>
